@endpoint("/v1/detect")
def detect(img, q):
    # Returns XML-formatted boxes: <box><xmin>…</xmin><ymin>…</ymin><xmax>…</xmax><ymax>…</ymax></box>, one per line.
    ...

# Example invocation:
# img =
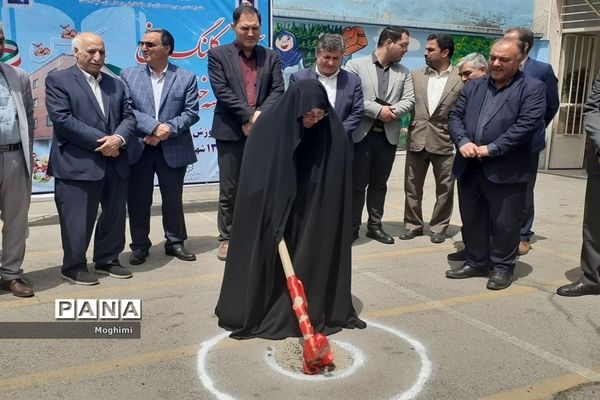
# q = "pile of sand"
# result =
<box><xmin>267</xmin><ymin>337</ymin><xmax>353</xmax><ymax>375</ymax></box>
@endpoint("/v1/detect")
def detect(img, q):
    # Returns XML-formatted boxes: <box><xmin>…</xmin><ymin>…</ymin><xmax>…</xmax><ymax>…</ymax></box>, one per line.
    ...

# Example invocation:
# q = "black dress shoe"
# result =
<box><xmin>446</xmin><ymin>264</ymin><xmax>489</xmax><ymax>279</ymax></box>
<box><xmin>165</xmin><ymin>244</ymin><xmax>196</xmax><ymax>261</ymax></box>
<box><xmin>557</xmin><ymin>280</ymin><xmax>600</xmax><ymax>297</ymax></box>
<box><xmin>129</xmin><ymin>249</ymin><xmax>149</xmax><ymax>265</ymax></box>
<box><xmin>399</xmin><ymin>229</ymin><xmax>423</xmax><ymax>240</ymax></box>
<box><xmin>430</xmin><ymin>232</ymin><xmax>446</xmax><ymax>244</ymax></box>
<box><xmin>487</xmin><ymin>271</ymin><xmax>513</xmax><ymax>290</ymax></box>
<box><xmin>366</xmin><ymin>228</ymin><xmax>395</xmax><ymax>244</ymax></box>
<box><xmin>447</xmin><ymin>249</ymin><xmax>466</xmax><ymax>261</ymax></box>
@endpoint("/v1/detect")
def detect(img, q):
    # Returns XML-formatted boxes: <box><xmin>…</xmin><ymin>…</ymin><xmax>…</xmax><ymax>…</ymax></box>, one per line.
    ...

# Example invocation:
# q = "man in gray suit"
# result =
<box><xmin>121</xmin><ymin>28</ymin><xmax>199</xmax><ymax>265</ymax></box>
<box><xmin>401</xmin><ymin>33</ymin><xmax>463</xmax><ymax>244</ymax></box>
<box><xmin>346</xmin><ymin>26</ymin><xmax>414</xmax><ymax>244</ymax></box>
<box><xmin>557</xmin><ymin>71</ymin><xmax>600</xmax><ymax>297</ymax></box>
<box><xmin>0</xmin><ymin>24</ymin><xmax>35</xmax><ymax>297</ymax></box>
<box><xmin>208</xmin><ymin>5</ymin><xmax>283</xmax><ymax>261</ymax></box>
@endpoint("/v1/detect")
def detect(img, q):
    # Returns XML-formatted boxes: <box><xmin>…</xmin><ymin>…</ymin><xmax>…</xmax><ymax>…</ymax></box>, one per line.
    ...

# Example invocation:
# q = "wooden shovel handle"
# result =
<box><xmin>278</xmin><ymin>239</ymin><xmax>295</xmax><ymax>279</ymax></box>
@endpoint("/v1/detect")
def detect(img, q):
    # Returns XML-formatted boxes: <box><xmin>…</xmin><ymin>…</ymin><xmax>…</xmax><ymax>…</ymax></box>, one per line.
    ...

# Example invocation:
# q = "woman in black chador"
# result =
<box><xmin>215</xmin><ymin>79</ymin><xmax>366</xmax><ymax>339</ymax></box>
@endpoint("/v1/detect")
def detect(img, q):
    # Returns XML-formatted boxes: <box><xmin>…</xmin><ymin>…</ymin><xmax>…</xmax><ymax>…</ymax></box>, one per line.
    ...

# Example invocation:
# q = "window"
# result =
<box><xmin>46</xmin><ymin>115</ymin><xmax>53</xmax><ymax>127</ymax></box>
<box><xmin>32</xmin><ymin>78</ymin><xmax>39</xmax><ymax>88</ymax></box>
<box><xmin>33</xmin><ymin>118</ymin><xmax>38</xmax><ymax>129</ymax></box>
<box><xmin>33</xmin><ymin>98</ymin><xmax>38</xmax><ymax>108</ymax></box>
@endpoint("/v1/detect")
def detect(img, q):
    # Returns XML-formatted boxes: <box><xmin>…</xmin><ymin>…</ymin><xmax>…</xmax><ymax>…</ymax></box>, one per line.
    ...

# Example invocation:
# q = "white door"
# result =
<box><xmin>549</xmin><ymin>34</ymin><xmax>599</xmax><ymax>169</ymax></box>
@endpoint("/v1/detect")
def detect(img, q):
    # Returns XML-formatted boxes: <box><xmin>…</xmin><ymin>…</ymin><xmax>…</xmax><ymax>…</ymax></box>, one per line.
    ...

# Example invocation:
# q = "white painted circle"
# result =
<box><xmin>196</xmin><ymin>320</ymin><xmax>431</xmax><ymax>400</ymax></box>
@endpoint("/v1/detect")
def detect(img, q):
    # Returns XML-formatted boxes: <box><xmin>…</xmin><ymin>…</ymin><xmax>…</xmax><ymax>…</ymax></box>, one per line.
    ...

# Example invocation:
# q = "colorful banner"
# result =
<box><xmin>0</xmin><ymin>0</ymin><xmax>272</xmax><ymax>193</ymax></box>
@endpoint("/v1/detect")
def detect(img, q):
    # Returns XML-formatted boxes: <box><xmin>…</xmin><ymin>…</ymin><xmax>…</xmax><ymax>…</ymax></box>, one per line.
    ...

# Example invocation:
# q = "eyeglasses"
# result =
<box><xmin>138</xmin><ymin>41</ymin><xmax>160</xmax><ymax>48</ymax></box>
<box><xmin>302</xmin><ymin>111</ymin><xmax>328</xmax><ymax>121</ymax></box>
<box><xmin>0</xmin><ymin>37</ymin><xmax>5</xmax><ymax>45</ymax></box>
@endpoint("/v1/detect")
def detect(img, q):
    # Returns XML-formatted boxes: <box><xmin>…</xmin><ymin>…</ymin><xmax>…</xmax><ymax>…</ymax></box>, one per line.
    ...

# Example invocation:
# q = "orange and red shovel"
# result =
<box><xmin>278</xmin><ymin>239</ymin><xmax>335</xmax><ymax>375</ymax></box>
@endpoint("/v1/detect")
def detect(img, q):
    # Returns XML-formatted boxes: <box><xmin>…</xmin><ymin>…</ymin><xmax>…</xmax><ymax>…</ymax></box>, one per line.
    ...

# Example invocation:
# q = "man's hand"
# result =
<box><xmin>476</xmin><ymin>145</ymin><xmax>489</xmax><ymax>158</ymax></box>
<box><xmin>242</xmin><ymin>110</ymin><xmax>262</xmax><ymax>136</ymax></box>
<box><xmin>95</xmin><ymin>135</ymin><xmax>123</xmax><ymax>157</ymax></box>
<box><xmin>153</xmin><ymin>123</ymin><xmax>171</xmax><ymax>141</ymax></box>
<box><xmin>459</xmin><ymin>142</ymin><xmax>478</xmax><ymax>158</ymax></box>
<box><xmin>250</xmin><ymin>110</ymin><xmax>261</xmax><ymax>124</ymax></box>
<box><xmin>377</xmin><ymin>106</ymin><xmax>396</xmax><ymax>122</ymax></box>
<box><xmin>143</xmin><ymin>135</ymin><xmax>161</xmax><ymax>146</ymax></box>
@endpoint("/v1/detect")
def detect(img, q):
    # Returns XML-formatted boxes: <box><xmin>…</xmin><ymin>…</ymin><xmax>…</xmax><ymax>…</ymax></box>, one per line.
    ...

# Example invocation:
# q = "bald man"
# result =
<box><xmin>46</xmin><ymin>32</ymin><xmax>136</xmax><ymax>285</ymax></box>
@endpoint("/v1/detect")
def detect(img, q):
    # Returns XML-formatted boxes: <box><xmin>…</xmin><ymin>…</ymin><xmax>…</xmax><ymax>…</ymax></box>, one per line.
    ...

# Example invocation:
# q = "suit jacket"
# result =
<box><xmin>288</xmin><ymin>67</ymin><xmax>364</xmax><ymax>135</ymax></box>
<box><xmin>584</xmin><ymin>71</ymin><xmax>600</xmax><ymax>176</ymax></box>
<box><xmin>448</xmin><ymin>72</ymin><xmax>546</xmax><ymax>184</ymax></box>
<box><xmin>522</xmin><ymin>57</ymin><xmax>560</xmax><ymax>153</ymax></box>
<box><xmin>46</xmin><ymin>65</ymin><xmax>135</xmax><ymax>181</ymax></box>
<box><xmin>345</xmin><ymin>55</ymin><xmax>414</xmax><ymax>145</ymax></box>
<box><xmin>121</xmin><ymin>63</ymin><xmax>199</xmax><ymax>167</ymax></box>
<box><xmin>208</xmin><ymin>43</ymin><xmax>284</xmax><ymax>141</ymax></box>
<box><xmin>0</xmin><ymin>63</ymin><xmax>34</xmax><ymax>176</ymax></box>
<box><xmin>407</xmin><ymin>67</ymin><xmax>464</xmax><ymax>155</ymax></box>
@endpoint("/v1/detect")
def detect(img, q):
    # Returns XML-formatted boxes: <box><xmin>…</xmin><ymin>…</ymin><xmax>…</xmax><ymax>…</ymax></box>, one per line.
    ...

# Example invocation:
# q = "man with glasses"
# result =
<box><xmin>208</xmin><ymin>5</ymin><xmax>283</xmax><ymax>261</ymax></box>
<box><xmin>0</xmin><ymin>23</ymin><xmax>35</xmax><ymax>297</ymax></box>
<box><xmin>289</xmin><ymin>33</ymin><xmax>363</xmax><ymax>138</ymax></box>
<box><xmin>121</xmin><ymin>29</ymin><xmax>199</xmax><ymax>266</ymax></box>
<box><xmin>346</xmin><ymin>26</ymin><xmax>414</xmax><ymax>244</ymax></box>
<box><xmin>46</xmin><ymin>32</ymin><xmax>136</xmax><ymax>285</ymax></box>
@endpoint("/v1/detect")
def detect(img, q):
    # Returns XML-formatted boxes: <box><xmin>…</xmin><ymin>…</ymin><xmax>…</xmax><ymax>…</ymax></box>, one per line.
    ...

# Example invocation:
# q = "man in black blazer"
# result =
<box><xmin>208</xmin><ymin>5</ymin><xmax>284</xmax><ymax>261</ymax></box>
<box><xmin>46</xmin><ymin>32</ymin><xmax>135</xmax><ymax>285</ymax></box>
<box><xmin>446</xmin><ymin>38</ymin><xmax>546</xmax><ymax>290</ymax></box>
<box><xmin>557</xmin><ymin>71</ymin><xmax>600</xmax><ymax>297</ymax></box>
<box><xmin>289</xmin><ymin>33</ymin><xmax>363</xmax><ymax>137</ymax></box>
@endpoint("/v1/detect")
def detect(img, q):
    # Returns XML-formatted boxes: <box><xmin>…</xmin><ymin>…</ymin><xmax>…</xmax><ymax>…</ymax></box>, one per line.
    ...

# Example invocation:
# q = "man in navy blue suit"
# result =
<box><xmin>121</xmin><ymin>29</ymin><xmax>199</xmax><ymax>265</ymax></box>
<box><xmin>504</xmin><ymin>28</ymin><xmax>559</xmax><ymax>256</ymax></box>
<box><xmin>46</xmin><ymin>32</ymin><xmax>135</xmax><ymax>285</ymax></box>
<box><xmin>289</xmin><ymin>33</ymin><xmax>363</xmax><ymax>137</ymax></box>
<box><xmin>445</xmin><ymin>38</ymin><xmax>546</xmax><ymax>290</ymax></box>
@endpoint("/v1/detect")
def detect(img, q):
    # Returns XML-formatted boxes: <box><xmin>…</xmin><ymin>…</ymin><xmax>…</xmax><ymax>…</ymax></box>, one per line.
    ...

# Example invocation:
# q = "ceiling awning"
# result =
<box><xmin>562</xmin><ymin>0</ymin><xmax>600</xmax><ymax>32</ymax></box>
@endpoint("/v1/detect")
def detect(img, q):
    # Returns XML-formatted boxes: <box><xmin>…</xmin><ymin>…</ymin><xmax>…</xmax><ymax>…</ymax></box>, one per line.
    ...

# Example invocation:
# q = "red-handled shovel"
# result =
<box><xmin>278</xmin><ymin>239</ymin><xmax>334</xmax><ymax>374</ymax></box>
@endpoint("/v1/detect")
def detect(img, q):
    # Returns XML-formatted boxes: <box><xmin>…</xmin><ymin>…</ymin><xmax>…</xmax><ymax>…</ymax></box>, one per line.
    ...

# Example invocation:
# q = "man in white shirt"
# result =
<box><xmin>400</xmin><ymin>33</ymin><xmax>463</xmax><ymax>243</ymax></box>
<box><xmin>289</xmin><ymin>33</ymin><xmax>363</xmax><ymax>137</ymax></box>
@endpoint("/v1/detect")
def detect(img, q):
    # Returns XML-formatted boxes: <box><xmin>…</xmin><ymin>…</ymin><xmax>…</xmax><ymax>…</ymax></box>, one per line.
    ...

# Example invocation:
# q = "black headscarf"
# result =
<box><xmin>215</xmin><ymin>79</ymin><xmax>366</xmax><ymax>339</ymax></box>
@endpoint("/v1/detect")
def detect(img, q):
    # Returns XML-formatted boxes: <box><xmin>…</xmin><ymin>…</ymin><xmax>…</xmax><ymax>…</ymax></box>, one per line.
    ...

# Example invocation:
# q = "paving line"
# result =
<box><xmin>479</xmin><ymin>370</ymin><xmax>598</xmax><ymax>400</ymax></box>
<box><xmin>361</xmin><ymin>270</ymin><xmax>600</xmax><ymax>382</ymax></box>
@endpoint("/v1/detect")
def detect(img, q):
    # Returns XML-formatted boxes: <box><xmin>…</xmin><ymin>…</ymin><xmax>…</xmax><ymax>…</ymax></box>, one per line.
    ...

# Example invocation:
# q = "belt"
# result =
<box><xmin>0</xmin><ymin>142</ymin><xmax>21</xmax><ymax>152</ymax></box>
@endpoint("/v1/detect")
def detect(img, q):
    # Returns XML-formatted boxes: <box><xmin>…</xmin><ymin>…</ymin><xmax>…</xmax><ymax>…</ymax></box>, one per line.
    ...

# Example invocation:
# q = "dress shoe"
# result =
<box><xmin>445</xmin><ymin>264</ymin><xmax>489</xmax><ymax>279</ymax></box>
<box><xmin>366</xmin><ymin>227</ymin><xmax>395</xmax><ymax>244</ymax></box>
<box><xmin>217</xmin><ymin>240</ymin><xmax>229</xmax><ymax>261</ymax></box>
<box><xmin>399</xmin><ymin>229</ymin><xmax>423</xmax><ymax>240</ymax></box>
<box><xmin>447</xmin><ymin>249</ymin><xmax>466</xmax><ymax>261</ymax></box>
<box><xmin>95</xmin><ymin>263</ymin><xmax>133</xmax><ymax>279</ymax></box>
<box><xmin>518</xmin><ymin>240</ymin><xmax>530</xmax><ymax>255</ymax></box>
<box><xmin>129</xmin><ymin>248</ymin><xmax>149</xmax><ymax>265</ymax></box>
<box><xmin>0</xmin><ymin>278</ymin><xmax>34</xmax><ymax>297</ymax></box>
<box><xmin>166</xmin><ymin>244</ymin><xmax>196</xmax><ymax>261</ymax></box>
<box><xmin>430</xmin><ymin>232</ymin><xmax>446</xmax><ymax>244</ymax></box>
<box><xmin>557</xmin><ymin>280</ymin><xmax>600</xmax><ymax>297</ymax></box>
<box><xmin>61</xmin><ymin>269</ymin><xmax>99</xmax><ymax>285</ymax></box>
<box><xmin>486</xmin><ymin>271</ymin><xmax>513</xmax><ymax>290</ymax></box>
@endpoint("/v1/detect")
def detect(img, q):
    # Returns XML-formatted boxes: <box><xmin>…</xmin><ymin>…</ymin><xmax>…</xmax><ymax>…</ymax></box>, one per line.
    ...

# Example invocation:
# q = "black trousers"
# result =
<box><xmin>216</xmin><ymin>138</ymin><xmax>246</xmax><ymax>241</ymax></box>
<box><xmin>580</xmin><ymin>174</ymin><xmax>600</xmax><ymax>285</ymax></box>
<box><xmin>127</xmin><ymin>145</ymin><xmax>187</xmax><ymax>251</ymax></box>
<box><xmin>458</xmin><ymin>162</ymin><xmax>526</xmax><ymax>273</ymax></box>
<box><xmin>352</xmin><ymin>130</ymin><xmax>397</xmax><ymax>230</ymax></box>
<box><xmin>55</xmin><ymin>163</ymin><xmax>127</xmax><ymax>272</ymax></box>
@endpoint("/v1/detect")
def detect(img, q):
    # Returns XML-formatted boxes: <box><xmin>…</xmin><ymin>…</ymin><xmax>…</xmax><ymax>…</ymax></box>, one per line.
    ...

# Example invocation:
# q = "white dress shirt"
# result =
<box><xmin>149</xmin><ymin>65</ymin><xmax>168</xmax><ymax>119</ymax></box>
<box><xmin>315</xmin><ymin>66</ymin><xmax>339</xmax><ymax>108</ymax></box>
<box><xmin>427</xmin><ymin>65</ymin><xmax>453</xmax><ymax>113</ymax></box>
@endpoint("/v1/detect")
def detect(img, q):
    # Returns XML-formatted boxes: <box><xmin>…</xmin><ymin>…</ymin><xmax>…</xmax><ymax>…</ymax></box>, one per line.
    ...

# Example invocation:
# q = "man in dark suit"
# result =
<box><xmin>0</xmin><ymin>23</ymin><xmax>35</xmax><ymax>297</ymax></box>
<box><xmin>46</xmin><ymin>32</ymin><xmax>135</xmax><ymax>285</ymax></box>
<box><xmin>504</xmin><ymin>28</ymin><xmax>559</xmax><ymax>256</ymax></box>
<box><xmin>401</xmin><ymin>33</ymin><xmax>463</xmax><ymax>244</ymax></box>
<box><xmin>557</xmin><ymin>71</ymin><xmax>600</xmax><ymax>297</ymax></box>
<box><xmin>445</xmin><ymin>38</ymin><xmax>546</xmax><ymax>290</ymax></box>
<box><xmin>345</xmin><ymin>26</ymin><xmax>415</xmax><ymax>244</ymax></box>
<box><xmin>208</xmin><ymin>5</ymin><xmax>284</xmax><ymax>261</ymax></box>
<box><xmin>289</xmin><ymin>33</ymin><xmax>363</xmax><ymax>137</ymax></box>
<box><xmin>121</xmin><ymin>29</ymin><xmax>199</xmax><ymax>265</ymax></box>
